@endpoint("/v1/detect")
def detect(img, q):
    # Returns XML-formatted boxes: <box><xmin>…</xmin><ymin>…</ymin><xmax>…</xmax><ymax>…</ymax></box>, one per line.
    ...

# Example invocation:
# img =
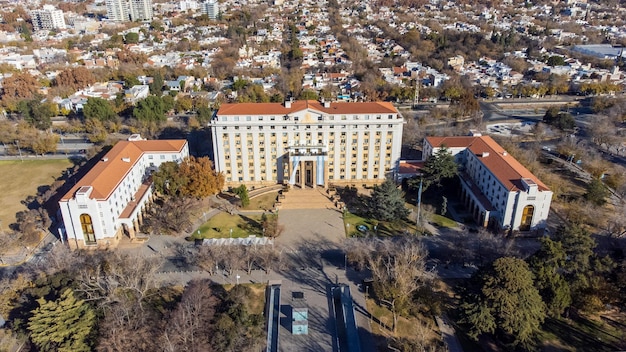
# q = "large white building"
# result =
<box><xmin>210</xmin><ymin>100</ymin><xmax>404</xmax><ymax>189</ymax></box>
<box><xmin>423</xmin><ymin>134</ymin><xmax>552</xmax><ymax>232</ymax></box>
<box><xmin>30</xmin><ymin>5</ymin><xmax>66</xmax><ymax>31</ymax></box>
<box><xmin>200</xmin><ymin>0</ymin><xmax>219</xmax><ymax>19</ymax></box>
<box><xmin>59</xmin><ymin>136</ymin><xmax>188</xmax><ymax>250</ymax></box>
<box><xmin>106</xmin><ymin>0</ymin><xmax>153</xmax><ymax>22</ymax></box>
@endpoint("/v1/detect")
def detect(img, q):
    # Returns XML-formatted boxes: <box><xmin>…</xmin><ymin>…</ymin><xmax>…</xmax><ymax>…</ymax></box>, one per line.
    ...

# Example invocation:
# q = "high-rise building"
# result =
<box><xmin>106</xmin><ymin>0</ymin><xmax>129</xmax><ymax>21</ymax></box>
<box><xmin>106</xmin><ymin>0</ymin><xmax>153</xmax><ymax>22</ymax></box>
<box><xmin>210</xmin><ymin>100</ymin><xmax>404</xmax><ymax>189</ymax></box>
<box><xmin>129</xmin><ymin>0</ymin><xmax>153</xmax><ymax>21</ymax></box>
<box><xmin>200</xmin><ymin>0</ymin><xmax>219</xmax><ymax>19</ymax></box>
<box><xmin>30</xmin><ymin>5</ymin><xmax>66</xmax><ymax>31</ymax></box>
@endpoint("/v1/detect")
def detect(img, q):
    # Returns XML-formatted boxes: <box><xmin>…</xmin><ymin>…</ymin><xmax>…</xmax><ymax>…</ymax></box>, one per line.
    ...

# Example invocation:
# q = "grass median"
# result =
<box><xmin>192</xmin><ymin>212</ymin><xmax>265</xmax><ymax>239</ymax></box>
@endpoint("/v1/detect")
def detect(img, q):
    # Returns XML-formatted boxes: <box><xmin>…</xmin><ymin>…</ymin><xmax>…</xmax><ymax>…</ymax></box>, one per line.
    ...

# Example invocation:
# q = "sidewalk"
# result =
<box><xmin>0</xmin><ymin>231</ymin><xmax>58</xmax><ymax>267</ymax></box>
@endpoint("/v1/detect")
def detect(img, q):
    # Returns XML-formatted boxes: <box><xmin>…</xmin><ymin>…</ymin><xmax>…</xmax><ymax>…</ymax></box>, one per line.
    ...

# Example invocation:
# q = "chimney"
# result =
<box><xmin>101</xmin><ymin>157</ymin><xmax>108</xmax><ymax>162</ymax></box>
<box><xmin>122</xmin><ymin>157</ymin><xmax>131</xmax><ymax>162</ymax></box>
<box><xmin>284</xmin><ymin>99</ymin><xmax>291</xmax><ymax>108</ymax></box>
<box><xmin>324</xmin><ymin>100</ymin><xmax>331</xmax><ymax>108</ymax></box>
<box><xmin>502</xmin><ymin>151</ymin><xmax>507</xmax><ymax>156</ymax></box>
<box><xmin>481</xmin><ymin>152</ymin><xmax>490</xmax><ymax>157</ymax></box>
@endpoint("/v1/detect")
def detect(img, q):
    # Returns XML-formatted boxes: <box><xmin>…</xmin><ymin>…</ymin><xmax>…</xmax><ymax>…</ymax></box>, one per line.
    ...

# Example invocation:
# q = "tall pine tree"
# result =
<box><xmin>28</xmin><ymin>289</ymin><xmax>96</xmax><ymax>352</ymax></box>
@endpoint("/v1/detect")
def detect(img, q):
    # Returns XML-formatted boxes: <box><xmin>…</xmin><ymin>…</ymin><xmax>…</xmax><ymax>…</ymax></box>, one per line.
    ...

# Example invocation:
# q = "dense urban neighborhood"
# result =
<box><xmin>1</xmin><ymin>0</ymin><xmax>626</xmax><ymax>351</ymax></box>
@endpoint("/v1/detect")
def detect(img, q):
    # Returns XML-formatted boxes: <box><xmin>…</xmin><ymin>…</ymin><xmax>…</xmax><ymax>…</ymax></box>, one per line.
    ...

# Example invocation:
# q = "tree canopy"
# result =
<box><xmin>233</xmin><ymin>184</ymin><xmax>250</xmax><ymax>207</ymax></box>
<box><xmin>543</xmin><ymin>107</ymin><xmax>575</xmax><ymax>130</ymax></box>
<box><xmin>412</xmin><ymin>146</ymin><xmax>458</xmax><ymax>191</ymax></box>
<box><xmin>133</xmin><ymin>95</ymin><xmax>167</xmax><ymax>123</ymax></box>
<box><xmin>28</xmin><ymin>289</ymin><xmax>97</xmax><ymax>352</ymax></box>
<box><xmin>584</xmin><ymin>178</ymin><xmax>609</xmax><ymax>206</ymax></box>
<box><xmin>528</xmin><ymin>237</ymin><xmax>572</xmax><ymax>317</ymax></box>
<box><xmin>153</xmin><ymin>157</ymin><xmax>224</xmax><ymax>199</ymax></box>
<box><xmin>462</xmin><ymin>257</ymin><xmax>546</xmax><ymax>347</ymax></box>
<box><xmin>83</xmin><ymin>97</ymin><xmax>118</xmax><ymax>123</ymax></box>
<box><xmin>17</xmin><ymin>99</ymin><xmax>56</xmax><ymax>130</ymax></box>
<box><xmin>368</xmin><ymin>179</ymin><xmax>409</xmax><ymax>222</ymax></box>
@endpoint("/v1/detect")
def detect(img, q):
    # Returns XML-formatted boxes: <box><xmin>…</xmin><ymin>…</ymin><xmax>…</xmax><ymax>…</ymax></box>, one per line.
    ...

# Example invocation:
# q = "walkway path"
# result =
<box><xmin>435</xmin><ymin>315</ymin><xmax>464</xmax><ymax>352</ymax></box>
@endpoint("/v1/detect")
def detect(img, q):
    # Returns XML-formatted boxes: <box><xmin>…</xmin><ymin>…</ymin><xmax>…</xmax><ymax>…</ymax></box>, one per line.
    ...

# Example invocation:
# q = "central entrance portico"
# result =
<box><xmin>286</xmin><ymin>145</ymin><xmax>329</xmax><ymax>189</ymax></box>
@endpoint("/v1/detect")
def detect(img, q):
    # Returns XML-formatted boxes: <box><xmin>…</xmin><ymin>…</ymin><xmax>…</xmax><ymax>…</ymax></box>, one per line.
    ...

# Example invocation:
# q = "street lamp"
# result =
<box><xmin>230</xmin><ymin>228</ymin><xmax>232</xmax><ymax>238</ymax></box>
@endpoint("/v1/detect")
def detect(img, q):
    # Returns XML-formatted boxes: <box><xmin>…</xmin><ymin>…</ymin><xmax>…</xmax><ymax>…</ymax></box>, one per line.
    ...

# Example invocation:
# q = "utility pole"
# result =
<box><xmin>416</xmin><ymin>176</ymin><xmax>423</xmax><ymax>234</ymax></box>
<box><xmin>413</xmin><ymin>77</ymin><xmax>420</xmax><ymax>109</ymax></box>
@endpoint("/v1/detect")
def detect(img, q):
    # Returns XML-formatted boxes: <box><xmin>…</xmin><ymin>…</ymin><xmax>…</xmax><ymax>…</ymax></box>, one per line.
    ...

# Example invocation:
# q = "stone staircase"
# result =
<box><xmin>278</xmin><ymin>187</ymin><xmax>337</xmax><ymax>210</ymax></box>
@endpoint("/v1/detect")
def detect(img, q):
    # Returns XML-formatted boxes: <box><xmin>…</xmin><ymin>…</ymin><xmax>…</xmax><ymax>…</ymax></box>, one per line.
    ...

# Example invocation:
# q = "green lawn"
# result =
<box><xmin>192</xmin><ymin>212</ymin><xmax>264</xmax><ymax>239</ymax></box>
<box><xmin>430</xmin><ymin>214</ymin><xmax>458</xmax><ymax>228</ymax></box>
<box><xmin>0</xmin><ymin>159</ymin><xmax>71</xmax><ymax>227</ymax></box>
<box><xmin>538</xmin><ymin>317</ymin><xmax>626</xmax><ymax>352</ymax></box>
<box><xmin>343</xmin><ymin>211</ymin><xmax>417</xmax><ymax>237</ymax></box>
<box><xmin>243</xmin><ymin>191</ymin><xmax>278</xmax><ymax>211</ymax></box>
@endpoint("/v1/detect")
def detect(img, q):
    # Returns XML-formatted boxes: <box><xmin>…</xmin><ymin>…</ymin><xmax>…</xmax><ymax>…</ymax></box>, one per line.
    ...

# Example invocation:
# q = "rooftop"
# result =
<box><xmin>61</xmin><ymin>139</ymin><xmax>187</xmax><ymax>202</ymax></box>
<box><xmin>216</xmin><ymin>100</ymin><xmax>398</xmax><ymax>116</ymax></box>
<box><xmin>426</xmin><ymin>135</ymin><xmax>549</xmax><ymax>192</ymax></box>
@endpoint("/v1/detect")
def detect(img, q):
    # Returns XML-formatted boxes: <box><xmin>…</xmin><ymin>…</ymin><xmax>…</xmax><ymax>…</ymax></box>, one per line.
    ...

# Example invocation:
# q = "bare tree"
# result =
<box><xmin>193</xmin><ymin>245</ymin><xmax>219</xmax><ymax>275</ymax></box>
<box><xmin>347</xmin><ymin>237</ymin><xmax>433</xmax><ymax>333</ymax></box>
<box><xmin>161</xmin><ymin>279</ymin><xmax>217</xmax><ymax>352</ymax></box>
<box><xmin>474</xmin><ymin>229</ymin><xmax>517</xmax><ymax>266</ymax></box>
<box><xmin>256</xmin><ymin>245</ymin><xmax>279</xmax><ymax>274</ymax></box>
<box><xmin>218</xmin><ymin>246</ymin><xmax>244</xmax><ymax>276</ymax></box>
<box><xmin>76</xmin><ymin>253</ymin><xmax>164</xmax><ymax>306</ymax></box>
<box><xmin>241</xmin><ymin>245</ymin><xmax>259</xmax><ymax>275</ymax></box>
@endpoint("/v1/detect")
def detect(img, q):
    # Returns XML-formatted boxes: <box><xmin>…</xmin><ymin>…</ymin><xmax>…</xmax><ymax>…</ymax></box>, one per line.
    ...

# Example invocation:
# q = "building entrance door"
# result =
<box><xmin>520</xmin><ymin>205</ymin><xmax>534</xmax><ymax>231</ymax></box>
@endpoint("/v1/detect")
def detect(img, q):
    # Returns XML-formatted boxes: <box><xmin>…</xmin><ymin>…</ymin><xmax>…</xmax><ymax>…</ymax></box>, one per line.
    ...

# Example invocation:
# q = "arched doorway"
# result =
<box><xmin>520</xmin><ymin>205</ymin><xmax>534</xmax><ymax>231</ymax></box>
<box><xmin>80</xmin><ymin>214</ymin><xmax>96</xmax><ymax>245</ymax></box>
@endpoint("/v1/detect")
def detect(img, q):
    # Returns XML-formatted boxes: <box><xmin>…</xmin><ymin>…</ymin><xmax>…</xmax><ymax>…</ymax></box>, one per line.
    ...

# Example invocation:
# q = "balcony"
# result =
<box><xmin>287</xmin><ymin>143</ymin><xmax>328</xmax><ymax>157</ymax></box>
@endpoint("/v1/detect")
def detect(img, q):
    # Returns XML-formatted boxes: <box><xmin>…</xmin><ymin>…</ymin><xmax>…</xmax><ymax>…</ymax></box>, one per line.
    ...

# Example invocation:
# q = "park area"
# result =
<box><xmin>0</xmin><ymin>159</ymin><xmax>71</xmax><ymax>228</ymax></box>
<box><xmin>190</xmin><ymin>212</ymin><xmax>265</xmax><ymax>240</ymax></box>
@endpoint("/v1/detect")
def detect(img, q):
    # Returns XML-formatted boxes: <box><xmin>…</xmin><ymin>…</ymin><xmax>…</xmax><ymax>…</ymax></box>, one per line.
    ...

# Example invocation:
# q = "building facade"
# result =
<box><xmin>59</xmin><ymin>136</ymin><xmax>188</xmax><ymax>250</ymax></box>
<box><xmin>30</xmin><ymin>5</ymin><xmax>66</xmax><ymax>31</ymax></box>
<box><xmin>423</xmin><ymin>134</ymin><xmax>552</xmax><ymax>232</ymax></box>
<box><xmin>210</xmin><ymin>100</ymin><xmax>404</xmax><ymax>189</ymax></box>
<box><xmin>106</xmin><ymin>0</ymin><xmax>153</xmax><ymax>21</ymax></box>
<box><xmin>200</xmin><ymin>0</ymin><xmax>219</xmax><ymax>19</ymax></box>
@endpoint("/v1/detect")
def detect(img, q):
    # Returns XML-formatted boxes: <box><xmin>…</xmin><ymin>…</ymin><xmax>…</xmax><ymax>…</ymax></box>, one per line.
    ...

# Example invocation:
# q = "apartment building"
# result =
<box><xmin>106</xmin><ymin>0</ymin><xmax>153</xmax><ymax>22</ymax></box>
<box><xmin>423</xmin><ymin>134</ymin><xmax>552</xmax><ymax>232</ymax></box>
<box><xmin>200</xmin><ymin>0</ymin><xmax>219</xmax><ymax>19</ymax></box>
<box><xmin>210</xmin><ymin>100</ymin><xmax>404</xmax><ymax>189</ymax></box>
<box><xmin>30</xmin><ymin>5</ymin><xmax>66</xmax><ymax>31</ymax></box>
<box><xmin>59</xmin><ymin>136</ymin><xmax>188</xmax><ymax>249</ymax></box>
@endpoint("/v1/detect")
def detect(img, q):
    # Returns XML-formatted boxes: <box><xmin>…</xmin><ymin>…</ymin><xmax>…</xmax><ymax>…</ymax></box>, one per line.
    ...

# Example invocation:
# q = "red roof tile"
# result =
<box><xmin>426</xmin><ymin>136</ymin><xmax>549</xmax><ymax>192</ymax></box>
<box><xmin>217</xmin><ymin>100</ymin><xmax>398</xmax><ymax>116</ymax></box>
<box><xmin>61</xmin><ymin>140</ymin><xmax>187</xmax><ymax>201</ymax></box>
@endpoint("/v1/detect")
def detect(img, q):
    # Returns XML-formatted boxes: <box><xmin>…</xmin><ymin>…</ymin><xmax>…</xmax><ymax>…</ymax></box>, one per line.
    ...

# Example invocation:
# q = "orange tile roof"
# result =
<box><xmin>217</xmin><ymin>100</ymin><xmax>398</xmax><ymax>116</ymax></box>
<box><xmin>61</xmin><ymin>140</ymin><xmax>187</xmax><ymax>201</ymax></box>
<box><xmin>426</xmin><ymin>136</ymin><xmax>549</xmax><ymax>192</ymax></box>
<box><xmin>398</xmin><ymin>161</ymin><xmax>424</xmax><ymax>174</ymax></box>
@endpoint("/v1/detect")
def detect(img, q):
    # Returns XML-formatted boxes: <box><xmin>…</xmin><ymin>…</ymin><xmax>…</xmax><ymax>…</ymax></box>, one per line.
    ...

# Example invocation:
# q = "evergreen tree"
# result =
<box><xmin>462</xmin><ymin>257</ymin><xmax>546</xmax><ymax>347</ymax></box>
<box><xmin>133</xmin><ymin>95</ymin><xmax>166</xmax><ymax>123</ymax></box>
<box><xmin>528</xmin><ymin>237</ymin><xmax>572</xmax><ymax>317</ymax></box>
<box><xmin>411</xmin><ymin>146</ymin><xmax>458</xmax><ymax>191</ymax></box>
<box><xmin>27</xmin><ymin>289</ymin><xmax>96</xmax><ymax>352</ymax></box>
<box><xmin>368</xmin><ymin>179</ymin><xmax>409</xmax><ymax>222</ymax></box>
<box><xmin>233</xmin><ymin>184</ymin><xmax>250</xmax><ymax>207</ymax></box>
<box><xmin>584</xmin><ymin>178</ymin><xmax>609</xmax><ymax>206</ymax></box>
<box><xmin>83</xmin><ymin>97</ymin><xmax>117</xmax><ymax>123</ymax></box>
<box><xmin>149</xmin><ymin>72</ymin><xmax>164</xmax><ymax>95</ymax></box>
